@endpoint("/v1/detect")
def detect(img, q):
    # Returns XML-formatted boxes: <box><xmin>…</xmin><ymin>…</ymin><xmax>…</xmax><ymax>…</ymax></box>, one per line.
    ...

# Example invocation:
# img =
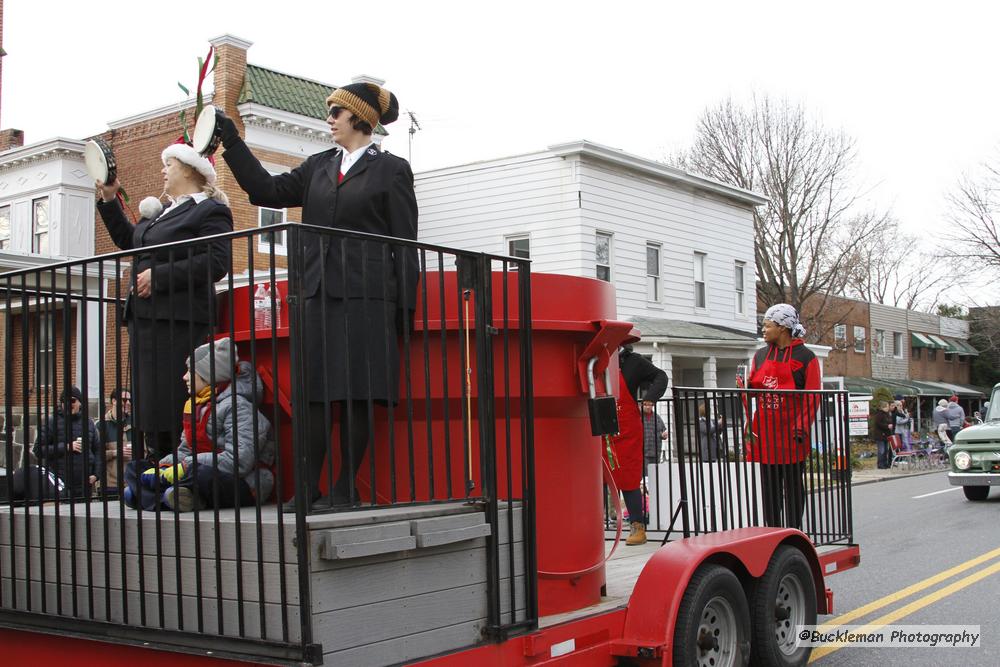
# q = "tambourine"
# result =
<box><xmin>84</xmin><ymin>138</ymin><xmax>117</xmax><ymax>184</ymax></box>
<box><xmin>192</xmin><ymin>105</ymin><xmax>223</xmax><ymax>156</ymax></box>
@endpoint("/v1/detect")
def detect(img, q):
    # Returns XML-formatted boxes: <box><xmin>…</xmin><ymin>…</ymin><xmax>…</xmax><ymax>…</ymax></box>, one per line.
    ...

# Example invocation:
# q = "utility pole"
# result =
<box><xmin>407</xmin><ymin>111</ymin><xmax>421</xmax><ymax>165</ymax></box>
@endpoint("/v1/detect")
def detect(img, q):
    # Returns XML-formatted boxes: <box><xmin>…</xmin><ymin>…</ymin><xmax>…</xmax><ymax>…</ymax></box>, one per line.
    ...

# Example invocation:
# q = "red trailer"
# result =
<box><xmin>0</xmin><ymin>231</ymin><xmax>859</xmax><ymax>667</ymax></box>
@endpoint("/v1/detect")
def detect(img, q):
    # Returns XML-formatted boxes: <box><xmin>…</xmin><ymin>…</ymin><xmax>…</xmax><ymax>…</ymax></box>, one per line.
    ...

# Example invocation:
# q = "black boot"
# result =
<box><xmin>281</xmin><ymin>403</ymin><xmax>335</xmax><ymax>513</ymax></box>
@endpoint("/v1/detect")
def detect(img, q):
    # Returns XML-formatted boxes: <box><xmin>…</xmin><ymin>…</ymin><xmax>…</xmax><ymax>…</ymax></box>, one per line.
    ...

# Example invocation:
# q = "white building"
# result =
<box><xmin>416</xmin><ymin>140</ymin><xmax>768</xmax><ymax>388</ymax></box>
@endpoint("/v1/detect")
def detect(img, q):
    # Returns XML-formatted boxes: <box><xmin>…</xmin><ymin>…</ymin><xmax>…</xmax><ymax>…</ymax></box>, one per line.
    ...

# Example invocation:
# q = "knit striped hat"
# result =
<box><xmin>326</xmin><ymin>82</ymin><xmax>399</xmax><ymax>129</ymax></box>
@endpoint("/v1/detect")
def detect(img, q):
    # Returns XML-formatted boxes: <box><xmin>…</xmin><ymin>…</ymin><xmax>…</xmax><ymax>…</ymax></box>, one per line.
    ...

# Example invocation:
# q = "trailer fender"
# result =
<box><xmin>611</xmin><ymin>527</ymin><xmax>827</xmax><ymax>660</ymax></box>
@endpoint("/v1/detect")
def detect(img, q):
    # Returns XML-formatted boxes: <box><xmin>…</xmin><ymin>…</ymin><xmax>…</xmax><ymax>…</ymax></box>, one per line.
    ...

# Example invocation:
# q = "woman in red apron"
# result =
<box><xmin>605</xmin><ymin>345</ymin><xmax>667</xmax><ymax>545</ymax></box>
<box><xmin>746</xmin><ymin>304</ymin><xmax>821</xmax><ymax>529</ymax></box>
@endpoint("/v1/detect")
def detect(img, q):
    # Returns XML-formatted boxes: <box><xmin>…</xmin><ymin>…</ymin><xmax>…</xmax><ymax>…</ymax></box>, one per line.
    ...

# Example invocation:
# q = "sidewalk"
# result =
<box><xmin>849</xmin><ymin>464</ymin><xmax>947</xmax><ymax>486</ymax></box>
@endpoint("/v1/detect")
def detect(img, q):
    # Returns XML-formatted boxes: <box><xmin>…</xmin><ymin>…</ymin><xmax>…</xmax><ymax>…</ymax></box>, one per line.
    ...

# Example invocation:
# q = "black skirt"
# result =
<box><xmin>300</xmin><ymin>296</ymin><xmax>399</xmax><ymax>404</ymax></box>
<box><xmin>129</xmin><ymin>318</ymin><xmax>208</xmax><ymax>433</ymax></box>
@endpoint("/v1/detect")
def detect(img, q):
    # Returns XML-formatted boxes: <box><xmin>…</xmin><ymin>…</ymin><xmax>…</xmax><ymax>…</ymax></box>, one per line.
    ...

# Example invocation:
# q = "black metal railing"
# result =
<box><xmin>0</xmin><ymin>222</ymin><xmax>538</xmax><ymax>663</ymax></box>
<box><xmin>611</xmin><ymin>388</ymin><xmax>853</xmax><ymax>548</ymax></box>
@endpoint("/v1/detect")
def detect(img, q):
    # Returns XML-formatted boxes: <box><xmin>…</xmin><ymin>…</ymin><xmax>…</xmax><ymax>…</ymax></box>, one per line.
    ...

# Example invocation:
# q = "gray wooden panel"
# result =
<box><xmin>0</xmin><ymin>544</ymin><xmax>298</xmax><ymax>604</ymax></box>
<box><xmin>304</xmin><ymin>502</ymin><xmax>479</xmax><ymax>532</ymax></box>
<box><xmin>0</xmin><ymin>504</ymin><xmax>297</xmax><ymax>562</ymax></box>
<box><xmin>313</xmin><ymin>575</ymin><xmax>526</xmax><ymax>653</ymax></box>
<box><xmin>323</xmin><ymin>619</ymin><xmax>485</xmax><ymax>667</ymax></box>
<box><xmin>1</xmin><ymin>579</ymin><xmax>302</xmax><ymax>642</ymax></box>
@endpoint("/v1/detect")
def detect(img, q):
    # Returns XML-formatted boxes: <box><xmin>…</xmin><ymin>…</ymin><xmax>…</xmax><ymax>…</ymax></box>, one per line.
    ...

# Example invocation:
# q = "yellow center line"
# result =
<box><xmin>810</xmin><ymin>558</ymin><xmax>1000</xmax><ymax>662</ymax></box>
<box><xmin>819</xmin><ymin>544</ymin><xmax>1000</xmax><ymax>629</ymax></box>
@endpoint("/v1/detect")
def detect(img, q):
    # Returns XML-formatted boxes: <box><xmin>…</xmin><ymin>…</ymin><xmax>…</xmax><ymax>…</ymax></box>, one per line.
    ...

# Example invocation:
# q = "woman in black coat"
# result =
<box><xmin>97</xmin><ymin>144</ymin><xmax>233</xmax><ymax>460</ymax></box>
<box><xmin>33</xmin><ymin>386</ymin><xmax>103</xmax><ymax>498</ymax></box>
<box><xmin>218</xmin><ymin>82</ymin><xmax>418</xmax><ymax>511</ymax></box>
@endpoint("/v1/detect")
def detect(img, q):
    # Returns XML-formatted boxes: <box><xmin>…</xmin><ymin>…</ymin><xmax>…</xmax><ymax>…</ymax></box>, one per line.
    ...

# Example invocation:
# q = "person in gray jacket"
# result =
<box><xmin>946</xmin><ymin>395</ymin><xmax>966</xmax><ymax>444</ymax></box>
<box><xmin>125</xmin><ymin>338</ymin><xmax>274</xmax><ymax>511</ymax></box>
<box><xmin>932</xmin><ymin>399</ymin><xmax>951</xmax><ymax>445</ymax></box>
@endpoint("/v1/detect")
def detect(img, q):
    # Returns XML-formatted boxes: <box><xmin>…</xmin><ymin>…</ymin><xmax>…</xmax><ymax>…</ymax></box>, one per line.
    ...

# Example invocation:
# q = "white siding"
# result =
<box><xmin>415</xmin><ymin>144</ymin><xmax>759</xmax><ymax>336</ymax></box>
<box><xmin>576</xmin><ymin>160</ymin><xmax>756</xmax><ymax>332</ymax></box>
<box><xmin>869</xmin><ymin>303</ymin><xmax>908</xmax><ymax>379</ymax></box>
<box><xmin>416</xmin><ymin>153</ymin><xmax>584</xmax><ymax>274</ymax></box>
<box><xmin>0</xmin><ymin>146</ymin><xmax>96</xmax><ymax>259</ymax></box>
<box><xmin>907</xmin><ymin>311</ymin><xmax>939</xmax><ymax>334</ymax></box>
<box><xmin>939</xmin><ymin>316</ymin><xmax>969</xmax><ymax>338</ymax></box>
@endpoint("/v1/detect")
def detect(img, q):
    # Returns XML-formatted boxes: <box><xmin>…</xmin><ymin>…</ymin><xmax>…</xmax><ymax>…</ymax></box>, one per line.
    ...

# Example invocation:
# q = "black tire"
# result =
<box><xmin>673</xmin><ymin>564</ymin><xmax>751</xmax><ymax>667</ymax></box>
<box><xmin>750</xmin><ymin>546</ymin><xmax>817</xmax><ymax>667</ymax></box>
<box><xmin>963</xmin><ymin>486</ymin><xmax>989</xmax><ymax>501</ymax></box>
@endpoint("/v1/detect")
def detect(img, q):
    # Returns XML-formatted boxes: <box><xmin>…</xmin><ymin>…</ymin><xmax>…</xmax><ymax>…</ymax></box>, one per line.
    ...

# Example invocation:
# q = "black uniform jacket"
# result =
<box><xmin>97</xmin><ymin>197</ymin><xmax>233</xmax><ymax>324</ymax></box>
<box><xmin>222</xmin><ymin>139</ymin><xmax>419</xmax><ymax>309</ymax></box>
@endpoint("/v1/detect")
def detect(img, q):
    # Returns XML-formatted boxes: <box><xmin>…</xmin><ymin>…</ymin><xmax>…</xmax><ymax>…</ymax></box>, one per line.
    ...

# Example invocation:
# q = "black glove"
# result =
<box><xmin>217</xmin><ymin>110</ymin><xmax>240</xmax><ymax>148</ymax></box>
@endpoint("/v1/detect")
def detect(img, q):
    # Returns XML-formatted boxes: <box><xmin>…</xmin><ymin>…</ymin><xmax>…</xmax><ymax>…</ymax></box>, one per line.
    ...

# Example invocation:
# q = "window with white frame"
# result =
<box><xmin>506</xmin><ymin>235</ymin><xmax>530</xmax><ymax>259</ymax></box>
<box><xmin>32</xmin><ymin>198</ymin><xmax>49</xmax><ymax>255</ymax></box>
<box><xmin>258</xmin><ymin>207</ymin><xmax>287</xmax><ymax>254</ymax></box>
<box><xmin>853</xmin><ymin>326</ymin><xmax>866</xmax><ymax>353</ymax></box>
<box><xmin>834</xmin><ymin>324</ymin><xmax>847</xmax><ymax>347</ymax></box>
<box><xmin>595</xmin><ymin>232</ymin><xmax>612</xmax><ymax>282</ymax></box>
<box><xmin>734</xmin><ymin>261</ymin><xmax>746</xmax><ymax>315</ymax></box>
<box><xmin>0</xmin><ymin>205</ymin><xmax>10</xmax><ymax>250</ymax></box>
<box><xmin>693</xmin><ymin>252</ymin><xmax>707</xmax><ymax>308</ymax></box>
<box><xmin>646</xmin><ymin>242</ymin><xmax>661</xmax><ymax>302</ymax></box>
<box><xmin>893</xmin><ymin>332</ymin><xmax>903</xmax><ymax>358</ymax></box>
<box><xmin>36</xmin><ymin>312</ymin><xmax>55</xmax><ymax>388</ymax></box>
<box><xmin>875</xmin><ymin>329</ymin><xmax>885</xmax><ymax>357</ymax></box>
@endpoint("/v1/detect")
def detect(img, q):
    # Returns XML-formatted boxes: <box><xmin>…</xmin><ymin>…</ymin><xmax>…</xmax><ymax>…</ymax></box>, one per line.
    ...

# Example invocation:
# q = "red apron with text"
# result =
<box><xmin>606</xmin><ymin>370</ymin><xmax>643</xmax><ymax>490</ymax></box>
<box><xmin>746</xmin><ymin>346</ymin><xmax>811</xmax><ymax>464</ymax></box>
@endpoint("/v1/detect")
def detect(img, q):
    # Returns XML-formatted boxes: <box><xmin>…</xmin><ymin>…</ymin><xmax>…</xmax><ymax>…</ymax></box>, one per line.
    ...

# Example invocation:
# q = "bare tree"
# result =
<box><xmin>947</xmin><ymin>158</ymin><xmax>1000</xmax><ymax>275</ymax></box>
<box><xmin>677</xmin><ymin>95</ymin><xmax>882</xmax><ymax>337</ymax></box>
<box><xmin>841</xmin><ymin>218</ymin><xmax>951</xmax><ymax>312</ymax></box>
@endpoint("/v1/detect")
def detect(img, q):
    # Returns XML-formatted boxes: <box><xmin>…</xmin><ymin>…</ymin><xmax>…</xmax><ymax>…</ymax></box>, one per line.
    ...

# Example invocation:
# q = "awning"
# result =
<box><xmin>905</xmin><ymin>380</ymin><xmax>985</xmax><ymax>398</ymax></box>
<box><xmin>843</xmin><ymin>376</ymin><xmax>921</xmax><ymax>397</ymax></box>
<box><xmin>952</xmin><ymin>338</ymin><xmax>980</xmax><ymax>356</ymax></box>
<box><xmin>843</xmin><ymin>377</ymin><xmax>986</xmax><ymax>399</ymax></box>
<box><xmin>926</xmin><ymin>334</ymin><xmax>952</xmax><ymax>350</ymax></box>
<box><xmin>910</xmin><ymin>332</ymin><xmax>938</xmax><ymax>349</ymax></box>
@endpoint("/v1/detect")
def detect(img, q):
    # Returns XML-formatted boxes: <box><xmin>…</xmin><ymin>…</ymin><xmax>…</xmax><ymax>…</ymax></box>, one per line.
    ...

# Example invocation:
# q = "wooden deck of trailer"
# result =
<box><xmin>0</xmin><ymin>500</ymin><xmax>529</xmax><ymax>667</ymax></box>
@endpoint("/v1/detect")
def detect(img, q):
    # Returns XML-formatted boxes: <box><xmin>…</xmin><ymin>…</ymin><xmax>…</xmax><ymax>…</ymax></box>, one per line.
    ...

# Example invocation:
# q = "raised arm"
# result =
<box><xmin>219</xmin><ymin>114</ymin><xmax>309</xmax><ymax>209</ymax></box>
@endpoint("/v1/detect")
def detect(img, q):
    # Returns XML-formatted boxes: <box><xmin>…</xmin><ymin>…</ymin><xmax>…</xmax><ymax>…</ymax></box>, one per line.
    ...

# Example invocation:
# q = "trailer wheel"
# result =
<box><xmin>750</xmin><ymin>545</ymin><xmax>816</xmax><ymax>667</ymax></box>
<box><xmin>672</xmin><ymin>564</ymin><xmax>751</xmax><ymax>667</ymax></box>
<box><xmin>963</xmin><ymin>486</ymin><xmax>989</xmax><ymax>501</ymax></box>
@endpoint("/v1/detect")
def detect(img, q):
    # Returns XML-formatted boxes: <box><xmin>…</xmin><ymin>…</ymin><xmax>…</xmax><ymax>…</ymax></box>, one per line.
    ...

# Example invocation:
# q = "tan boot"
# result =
<box><xmin>626</xmin><ymin>521</ymin><xmax>647</xmax><ymax>546</ymax></box>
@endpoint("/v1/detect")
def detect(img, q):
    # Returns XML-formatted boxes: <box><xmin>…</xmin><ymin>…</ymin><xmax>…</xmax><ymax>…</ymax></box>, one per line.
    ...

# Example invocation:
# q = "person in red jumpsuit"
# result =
<box><xmin>605</xmin><ymin>345</ymin><xmax>667</xmax><ymax>546</ymax></box>
<box><xmin>745</xmin><ymin>304</ymin><xmax>821</xmax><ymax>530</ymax></box>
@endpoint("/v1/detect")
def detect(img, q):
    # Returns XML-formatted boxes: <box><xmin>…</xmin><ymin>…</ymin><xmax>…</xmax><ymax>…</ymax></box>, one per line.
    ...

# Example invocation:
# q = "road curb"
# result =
<box><xmin>849</xmin><ymin>468</ymin><xmax>947</xmax><ymax>487</ymax></box>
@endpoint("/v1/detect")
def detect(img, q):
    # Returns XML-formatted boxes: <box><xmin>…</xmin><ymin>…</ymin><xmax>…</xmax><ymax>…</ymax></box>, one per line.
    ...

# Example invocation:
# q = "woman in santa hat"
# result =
<box><xmin>96</xmin><ymin>144</ymin><xmax>233</xmax><ymax>463</ymax></box>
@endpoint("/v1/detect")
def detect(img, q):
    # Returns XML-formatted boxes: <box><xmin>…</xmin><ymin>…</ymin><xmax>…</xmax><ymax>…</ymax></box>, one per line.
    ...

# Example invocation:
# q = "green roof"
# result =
<box><xmin>239</xmin><ymin>65</ymin><xmax>387</xmax><ymax>134</ymax></box>
<box><xmin>239</xmin><ymin>65</ymin><xmax>333</xmax><ymax>120</ymax></box>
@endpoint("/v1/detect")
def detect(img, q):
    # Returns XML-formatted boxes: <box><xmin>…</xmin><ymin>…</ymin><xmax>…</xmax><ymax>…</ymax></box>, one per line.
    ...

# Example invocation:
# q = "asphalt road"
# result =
<box><xmin>809</xmin><ymin>470</ymin><xmax>1000</xmax><ymax>666</ymax></box>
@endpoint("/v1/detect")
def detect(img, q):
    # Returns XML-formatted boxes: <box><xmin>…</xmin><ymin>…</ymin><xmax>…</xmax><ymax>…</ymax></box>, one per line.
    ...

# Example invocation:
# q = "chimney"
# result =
<box><xmin>0</xmin><ymin>128</ymin><xmax>22</xmax><ymax>152</ymax></box>
<box><xmin>351</xmin><ymin>74</ymin><xmax>385</xmax><ymax>87</ymax></box>
<box><xmin>208</xmin><ymin>34</ymin><xmax>252</xmax><ymax>133</ymax></box>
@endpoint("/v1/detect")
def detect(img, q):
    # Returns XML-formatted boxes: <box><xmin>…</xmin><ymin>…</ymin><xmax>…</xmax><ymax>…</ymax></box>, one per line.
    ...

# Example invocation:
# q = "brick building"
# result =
<box><xmin>785</xmin><ymin>291</ymin><xmax>985</xmax><ymax>427</ymax></box>
<box><xmin>0</xmin><ymin>33</ymin><xmax>382</xmax><ymax>414</ymax></box>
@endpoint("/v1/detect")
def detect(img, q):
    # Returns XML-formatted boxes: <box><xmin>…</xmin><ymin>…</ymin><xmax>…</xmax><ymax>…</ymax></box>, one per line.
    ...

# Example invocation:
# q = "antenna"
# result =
<box><xmin>406</xmin><ymin>111</ymin><xmax>421</xmax><ymax>164</ymax></box>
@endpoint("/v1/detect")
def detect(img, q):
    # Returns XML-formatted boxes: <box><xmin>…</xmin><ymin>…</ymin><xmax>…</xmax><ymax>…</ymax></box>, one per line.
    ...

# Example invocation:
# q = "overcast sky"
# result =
<box><xmin>4</xmin><ymin>0</ymin><xmax>997</xmax><ymax>302</ymax></box>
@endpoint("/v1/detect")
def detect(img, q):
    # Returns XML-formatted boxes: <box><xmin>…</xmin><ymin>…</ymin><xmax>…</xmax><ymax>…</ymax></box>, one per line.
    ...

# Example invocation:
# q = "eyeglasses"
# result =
<box><xmin>70</xmin><ymin>398</ymin><xmax>80</xmax><ymax>404</ymax></box>
<box><xmin>327</xmin><ymin>106</ymin><xmax>344</xmax><ymax>120</ymax></box>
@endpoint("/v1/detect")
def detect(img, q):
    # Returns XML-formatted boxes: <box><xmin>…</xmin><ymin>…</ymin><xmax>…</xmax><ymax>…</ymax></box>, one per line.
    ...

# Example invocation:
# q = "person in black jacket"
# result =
<box><xmin>33</xmin><ymin>386</ymin><xmax>103</xmax><ymax>498</ymax></box>
<box><xmin>608</xmin><ymin>345</ymin><xmax>668</xmax><ymax>546</ymax></box>
<box><xmin>873</xmin><ymin>401</ymin><xmax>895</xmax><ymax>469</ymax></box>
<box><xmin>96</xmin><ymin>144</ymin><xmax>233</xmax><ymax>461</ymax></box>
<box><xmin>218</xmin><ymin>82</ymin><xmax>418</xmax><ymax>512</ymax></box>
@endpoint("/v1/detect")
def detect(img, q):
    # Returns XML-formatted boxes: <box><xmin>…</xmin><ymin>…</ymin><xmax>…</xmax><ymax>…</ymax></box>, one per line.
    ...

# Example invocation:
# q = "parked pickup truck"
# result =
<box><xmin>948</xmin><ymin>383</ymin><xmax>1000</xmax><ymax>500</ymax></box>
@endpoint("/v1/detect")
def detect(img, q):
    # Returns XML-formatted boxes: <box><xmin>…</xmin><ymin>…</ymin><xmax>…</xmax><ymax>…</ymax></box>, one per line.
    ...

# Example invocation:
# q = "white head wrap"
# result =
<box><xmin>763</xmin><ymin>303</ymin><xmax>806</xmax><ymax>338</ymax></box>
